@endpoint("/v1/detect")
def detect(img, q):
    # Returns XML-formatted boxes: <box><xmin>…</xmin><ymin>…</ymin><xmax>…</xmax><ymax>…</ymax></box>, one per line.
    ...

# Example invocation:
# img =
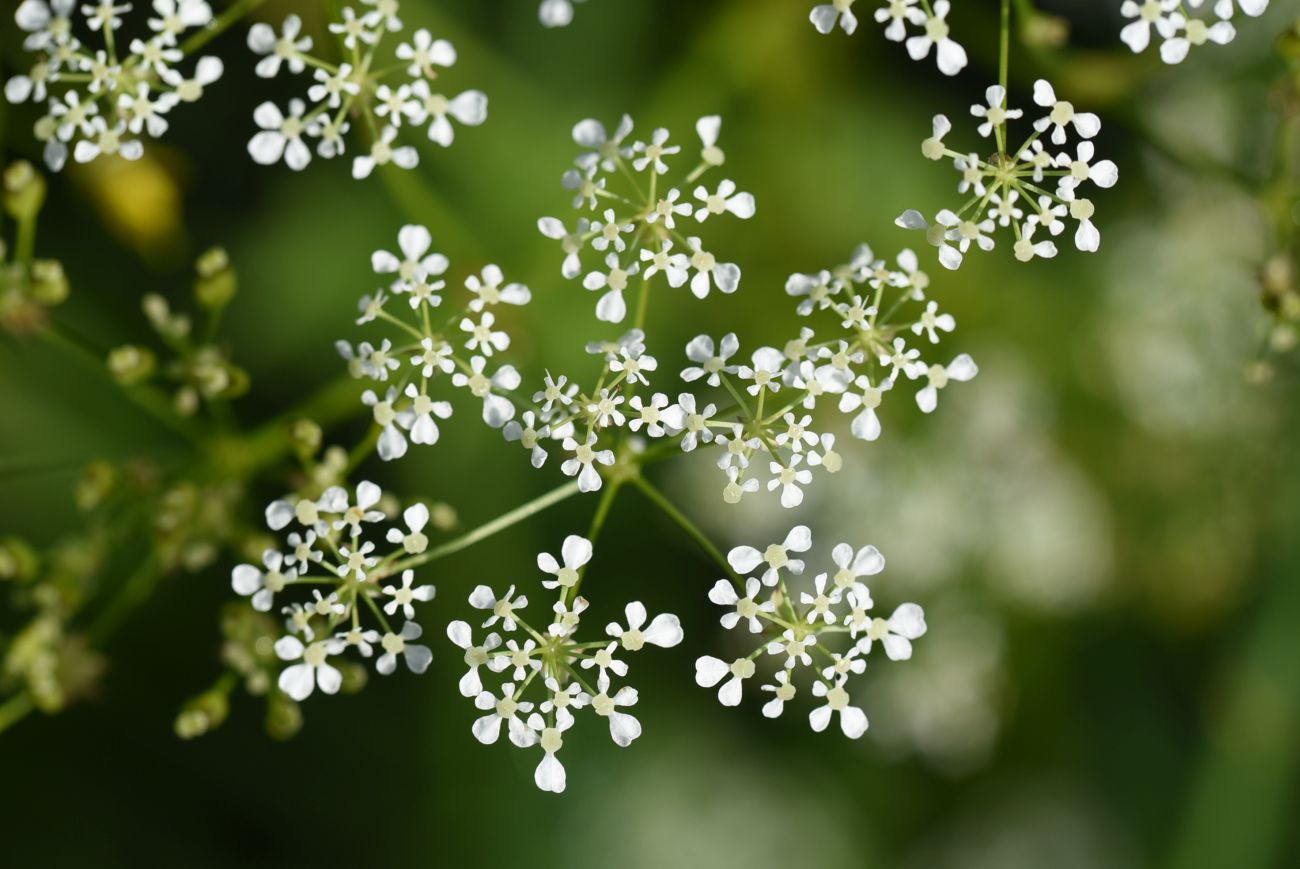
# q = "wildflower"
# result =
<box><xmin>537</xmin><ymin>534</ymin><xmax>593</xmax><ymax>590</ymax></box>
<box><xmin>274</xmin><ymin>635</ymin><xmax>345</xmax><ymax>701</ymax></box>
<box><xmin>810</xmin><ymin>0</ymin><xmax>859</xmax><ymax>35</ymax></box>
<box><xmin>376</xmin><ymin>621</ymin><xmax>433</xmax><ymax>675</ymax></box>
<box><xmin>382</xmin><ymin>569</ymin><xmax>436</xmax><ymax>619</ymax></box>
<box><xmin>905</xmin><ymin>1</ymin><xmax>967</xmax><ymax>76</ymax></box>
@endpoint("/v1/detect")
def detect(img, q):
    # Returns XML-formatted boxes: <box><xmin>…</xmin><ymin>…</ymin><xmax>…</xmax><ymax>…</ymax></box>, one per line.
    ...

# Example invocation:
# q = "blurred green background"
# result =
<box><xmin>2</xmin><ymin>0</ymin><xmax>1299</xmax><ymax>866</ymax></box>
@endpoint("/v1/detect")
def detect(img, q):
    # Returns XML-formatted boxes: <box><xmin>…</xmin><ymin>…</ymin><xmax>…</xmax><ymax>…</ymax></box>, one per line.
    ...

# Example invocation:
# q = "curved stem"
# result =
<box><xmin>629</xmin><ymin>475</ymin><xmax>741</xmax><ymax>588</ymax></box>
<box><xmin>392</xmin><ymin>479</ymin><xmax>582</xmax><ymax>573</ymax></box>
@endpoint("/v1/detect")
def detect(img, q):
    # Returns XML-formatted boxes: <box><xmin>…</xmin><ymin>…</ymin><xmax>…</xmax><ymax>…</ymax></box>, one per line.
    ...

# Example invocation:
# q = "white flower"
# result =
<box><xmin>695</xmin><ymin>655</ymin><xmax>755</xmax><ymax>706</ymax></box>
<box><xmin>465</xmin><ymin>264</ymin><xmax>531</xmax><ymax>312</ymax></box>
<box><xmin>469</xmin><ymin>584</ymin><xmax>528</xmax><ymax>633</ymax></box>
<box><xmin>352</xmin><ymin>125</ymin><xmax>419</xmax><ymax>179</ymax></box>
<box><xmin>307</xmin><ymin>63</ymin><xmax>360</xmax><ymax>108</ymax></box>
<box><xmin>590</xmin><ymin>672</ymin><xmax>641</xmax><ymax>746</ymax></box>
<box><xmin>605</xmin><ymin>602</ymin><xmax>683</xmax><ymax>651</ymax></box>
<box><xmin>683</xmin><ymin>237</ymin><xmax>740</xmax><ymax>297</ymax></box>
<box><xmin>382</xmin><ymin>569</ymin><xmax>436</xmax><ymax>619</ymax></box>
<box><xmin>1013</xmin><ymin>223</ymin><xmax>1059</xmax><ymax>262</ymax></box>
<box><xmin>396</xmin><ymin>28</ymin><xmax>456</xmax><ymax>78</ymax></box>
<box><xmin>809</xmin><ymin>676</ymin><xmax>869</xmax><ymax>738</ymax></box>
<box><xmin>582</xmin><ymin>253</ymin><xmax>638</xmax><ymax>323</ymax></box>
<box><xmin>970</xmin><ymin>84</ymin><xmax>1022</xmax><ymax>139</ymax></box>
<box><xmin>676</xmin><ymin>393</ymin><xmax>718</xmax><ymax>452</ymax></box>
<box><xmin>895</xmin><ymin>208</ymin><xmax>964</xmax><ymax>270</ymax></box>
<box><xmin>247</xmin><ymin>14</ymin><xmax>312</xmax><ymax>78</ymax></box>
<box><xmin>627</xmin><ymin>393</ymin><xmax>682</xmax><ymax>437</ymax></box>
<box><xmin>529</xmin><ymin>710</ymin><xmax>572</xmax><ymax>793</ymax></box>
<box><xmin>911</xmin><ymin>300</ymin><xmax>955</xmax><ymax>344</ymax></box>
<box><xmin>708</xmin><ymin>576</ymin><xmax>775</xmax><ymax>633</ymax></box>
<box><xmin>696</xmin><ymin>114</ymin><xmax>725</xmax><ymax>167</ymax></box>
<box><xmin>728</xmin><ymin>525</ymin><xmax>811</xmax><ymax>586</ymax></box>
<box><xmin>72</xmin><ymin>117</ymin><xmax>142</xmax><ymax>163</ymax></box>
<box><xmin>373</xmin><ymin>224</ymin><xmax>448</xmax><ymax>288</ymax></box>
<box><xmin>905</xmin><ymin>1</ymin><xmax>966</xmax><ymax>76</ymax></box>
<box><xmin>830</xmin><ymin>542</ymin><xmax>884</xmax><ymax>591</ymax></box>
<box><xmin>460</xmin><ymin>311</ymin><xmax>511</xmax><ymax>356</ymax></box>
<box><xmin>451</xmin><ymin>355</ymin><xmax>519</xmax><ymax>427</ymax></box>
<box><xmin>538</xmin><ymin>534</ymin><xmax>593</xmax><ymax>590</ymax></box>
<box><xmin>560</xmin><ymin>432</ymin><xmax>615</xmax><ymax>492</ymax></box>
<box><xmin>248</xmin><ymin>99</ymin><xmax>315</xmax><ymax>170</ymax></box>
<box><xmin>645</xmin><ymin>189</ymin><xmax>692</xmax><ymax>230</ymax></box>
<box><xmin>473</xmin><ymin>683</ymin><xmax>537</xmax><ymax>747</ymax></box>
<box><xmin>537</xmin><ymin>216</ymin><xmax>591</xmax><ymax>279</ymax></box>
<box><xmin>639</xmin><ymin>240</ymin><xmax>689</xmax><ymax>287</ymax></box>
<box><xmin>800</xmin><ymin>574</ymin><xmax>843</xmax><ymax>624</ymax></box>
<box><xmin>504</xmin><ymin>411</ymin><xmax>551</xmax><ymax>468</ymax></box>
<box><xmin>681</xmin><ymin>332</ymin><xmax>739</xmax><ymax>386</ymax></box>
<box><xmin>360</xmin><ymin>0</ymin><xmax>403</xmax><ymax>32</ymax></box>
<box><xmin>411</xmin><ymin>81</ymin><xmax>488</xmax><ymax>146</ymax></box>
<box><xmin>692</xmin><ymin>178</ymin><xmax>755</xmax><ymax>222</ymax></box>
<box><xmin>879</xmin><ymin>336</ymin><xmax>924</xmax><ymax>381</ymax></box>
<box><xmin>761</xmin><ymin>669</ymin><xmax>797</xmax><ymax>718</ymax></box>
<box><xmin>231</xmin><ymin>550</ymin><xmax>296</xmax><ymax>612</ymax></box>
<box><xmin>737</xmin><ymin>346</ymin><xmax>786</xmax><ymax>396</ymax></box>
<box><xmin>915</xmin><ymin>353</ymin><xmax>978</xmax><ymax>413</ymax></box>
<box><xmin>631</xmin><ymin>127</ymin><xmax>679</xmax><ymax>174</ymax></box>
<box><xmin>1032</xmin><ymin>79</ymin><xmax>1101</xmax><ymax>145</ymax></box>
<box><xmin>328</xmin><ymin>6</ymin><xmax>379</xmax><ymax>50</ymax></box>
<box><xmin>573</xmin><ymin>113</ymin><xmax>634</xmax><ymax>172</ymax></box>
<box><xmin>874</xmin><ymin>0</ymin><xmax>924</xmax><ymax>42</ymax></box>
<box><xmin>539</xmin><ymin>0</ymin><xmax>585</xmax><ymax>28</ymax></box>
<box><xmin>377</xmin><ymin>621</ymin><xmax>433</xmax><ymax>675</ymax></box>
<box><xmin>446</xmin><ymin>620</ymin><xmax>503</xmax><ymax>697</ymax></box>
<box><xmin>275</xmin><ymin>635</ymin><xmax>344</xmax><ymax>701</ymax></box>
<box><xmin>857</xmin><ymin>603</ymin><xmax>927</xmax><ymax>660</ymax></box>
<box><xmin>810</xmin><ymin>0</ymin><xmax>858</xmax><ymax>35</ymax></box>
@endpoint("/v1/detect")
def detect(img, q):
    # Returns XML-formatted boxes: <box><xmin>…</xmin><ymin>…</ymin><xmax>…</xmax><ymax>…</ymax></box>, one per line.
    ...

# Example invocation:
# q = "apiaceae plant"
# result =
<box><xmin>0</xmin><ymin>0</ymin><xmax>1294</xmax><ymax>796</ymax></box>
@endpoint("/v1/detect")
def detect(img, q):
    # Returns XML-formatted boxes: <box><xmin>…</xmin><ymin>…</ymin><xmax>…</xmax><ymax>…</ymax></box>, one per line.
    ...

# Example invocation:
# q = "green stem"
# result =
<box><xmin>568</xmin><ymin>479</ymin><xmax>622</xmax><ymax>602</ymax></box>
<box><xmin>40</xmin><ymin>321</ymin><xmax>206</xmax><ymax>444</ymax></box>
<box><xmin>391</xmin><ymin>480</ymin><xmax>582</xmax><ymax>573</ymax></box>
<box><xmin>629</xmin><ymin>475</ymin><xmax>741</xmax><ymax>588</ymax></box>
<box><xmin>178</xmin><ymin>0</ymin><xmax>269</xmax><ymax>57</ymax></box>
<box><xmin>87</xmin><ymin>555</ymin><xmax>166</xmax><ymax>645</ymax></box>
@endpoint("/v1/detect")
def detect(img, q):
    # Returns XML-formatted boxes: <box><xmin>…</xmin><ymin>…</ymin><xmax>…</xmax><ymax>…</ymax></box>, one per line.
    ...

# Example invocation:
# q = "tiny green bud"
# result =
<box><xmin>29</xmin><ymin>259</ymin><xmax>69</xmax><ymax>305</ymax></box>
<box><xmin>339</xmin><ymin>661</ymin><xmax>369</xmax><ymax>694</ymax></box>
<box><xmin>3</xmin><ymin>161</ymin><xmax>46</xmax><ymax>220</ymax></box>
<box><xmin>175</xmin><ymin>689</ymin><xmax>231</xmax><ymax>739</ymax></box>
<box><xmin>107</xmin><ymin>344</ymin><xmax>157</xmax><ymax>385</ymax></box>
<box><xmin>430</xmin><ymin>502</ymin><xmax>458</xmax><ymax>532</ymax></box>
<box><xmin>194</xmin><ymin>246</ymin><xmax>237</xmax><ymax>310</ymax></box>
<box><xmin>291</xmin><ymin>419</ymin><xmax>323</xmax><ymax>454</ymax></box>
<box><xmin>266</xmin><ymin>691</ymin><xmax>304</xmax><ymax>741</ymax></box>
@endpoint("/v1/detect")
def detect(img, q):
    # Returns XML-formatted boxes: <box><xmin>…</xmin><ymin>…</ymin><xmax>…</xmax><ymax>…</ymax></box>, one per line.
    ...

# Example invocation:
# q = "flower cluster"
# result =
<box><xmin>339</xmin><ymin>224</ymin><xmax>531</xmax><ymax>460</ymax></box>
<box><xmin>495</xmin><ymin>241</ymin><xmax>976</xmax><ymax>506</ymax></box>
<box><xmin>695</xmin><ymin>525</ymin><xmax>926</xmax><ymax>738</ymax></box>
<box><xmin>898</xmin><ymin>79</ymin><xmax>1117</xmax><ymax>269</ymax></box>
<box><xmin>538</xmin><ymin>114</ymin><xmax>754</xmax><ymax>323</ymax></box>
<box><xmin>232</xmin><ymin>481</ymin><xmax>437</xmax><ymax>702</ymax></box>
<box><xmin>106</xmin><ymin>247</ymin><xmax>246</xmax><ymax>417</ymax></box>
<box><xmin>247</xmin><ymin>3</ymin><xmax>487</xmax><ymax>178</ymax></box>
<box><xmin>810</xmin><ymin>0</ymin><xmax>968</xmax><ymax>76</ymax></box>
<box><xmin>1120</xmin><ymin>0</ymin><xmax>1268</xmax><ymax>64</ymax></box>
<box><xmin>539</xmin><ymin>0</ymin><xmax>588</xmax><ymax>27</ymax></box>
<box><xmin>5</xmin><ymin>0</ymin><xmax>225</xmax><ymax>171</ymax></box>
<box><xmin>447</xmin><ymin>534</ymin><xmax>682</xmax><ymax>793</ymax></box>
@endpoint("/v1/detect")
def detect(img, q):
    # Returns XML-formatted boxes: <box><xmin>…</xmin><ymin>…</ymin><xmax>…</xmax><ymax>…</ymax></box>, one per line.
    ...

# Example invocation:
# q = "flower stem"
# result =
<box><xmin>392</xmin><ymin>479</ymin><xmax>582</xmax><ymax>573</ymax></box>
<box><xmin>998</xmin><ymin>0</ymin><xmax>1011</xmax><ymax>96</ymax></box>
<box><xmin>629</xmin><ymin>475</ymin><xmax>741</xmax><ymax>588</ymax></box>
<box><xmin>178</xmin><ymin>0</ymin><xmax>269</xmax><ymax>57</ymax></box>
<box><xmin>568</xmin><ymin>479</ymin><xmax>622</xmax><ymax>602</ymax></box>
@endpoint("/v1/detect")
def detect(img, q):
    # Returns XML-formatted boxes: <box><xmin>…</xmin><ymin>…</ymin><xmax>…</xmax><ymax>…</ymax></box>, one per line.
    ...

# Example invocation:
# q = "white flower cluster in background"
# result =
<box><xmin>447</xmin><ymin>534</ymin><xmax>682</xmax><ymax>793</ymax></box>
<box><xmin>898</xmin><ymin>80</ymin><xmax>1117</xmax><ymax>269</ymax></box>
<box><xmin>1120</xmin><ymin>0</ymin><xmax>1268</xmax><ymax>64</ymax></box>
<box><xmin>5</xmin><ymin>0</ymin><xmax>225</xmax><ymax>171</ymax></box>
<box><xmin>695</xmin><ymin>525</ymin><xmax>925</xmax><ymax>738</ymax></box>
<box><xmin>539</xmin><ymin>0</ymin><xmax>589</xmax><ymax>27</ymax></box>
<box><xmin>810</xmin><ymin>0</ymin><xmax>968</xmax><ymax>76</ymax></box>
<box><xmin>232</xmin><ymin>481</ymin><xmax>437</xmax><ymax>701</ymax></box>
<box><xmin>338</xmin><ymin>224</ymin><xmax>531</xmax><ymax>460</ymax></box>
<box><xmin>538</xmin><ymin>114</ymin><xmax>754</xmax><ymax>323</ymax></box>
<box><xmin>247</xmin><ymin>3</ymin><xmax>487</xmax><ymax>178</ymax></box>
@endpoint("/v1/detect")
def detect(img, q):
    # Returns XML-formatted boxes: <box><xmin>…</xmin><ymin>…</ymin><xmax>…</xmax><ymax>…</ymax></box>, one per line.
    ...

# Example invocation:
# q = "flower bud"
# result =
<box><xmin>266</xmin><ymin>691</ymin><xmax>303</xmax><ymax>741</ymax></box>
<box><xmin>29</xmin><ymin>259</ymin><xmax>68</xmax><ymax>305</ymax></box>
<box><xmin>107</xmin><ymin>344</ymin><xmax>157</xmax><ymax>385</ymax></box>
<box><xmin>3</xmin><ymin>161</ymin><xmax>46</xmax><ymax>221</ymax></box>
<box><xmin>175</xmin><ymin>688</ymin><xmax>231</xmax><ymax>739</ymax></box>
<box><xmin>193</xmin><ymin>246</ymin><xmax>237</xmax><ymax>310</ymax></box>
<box><xmin>0</xmin><ymin>536</ymin><xmax>40</xmax><ymax>582</ymax></box>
